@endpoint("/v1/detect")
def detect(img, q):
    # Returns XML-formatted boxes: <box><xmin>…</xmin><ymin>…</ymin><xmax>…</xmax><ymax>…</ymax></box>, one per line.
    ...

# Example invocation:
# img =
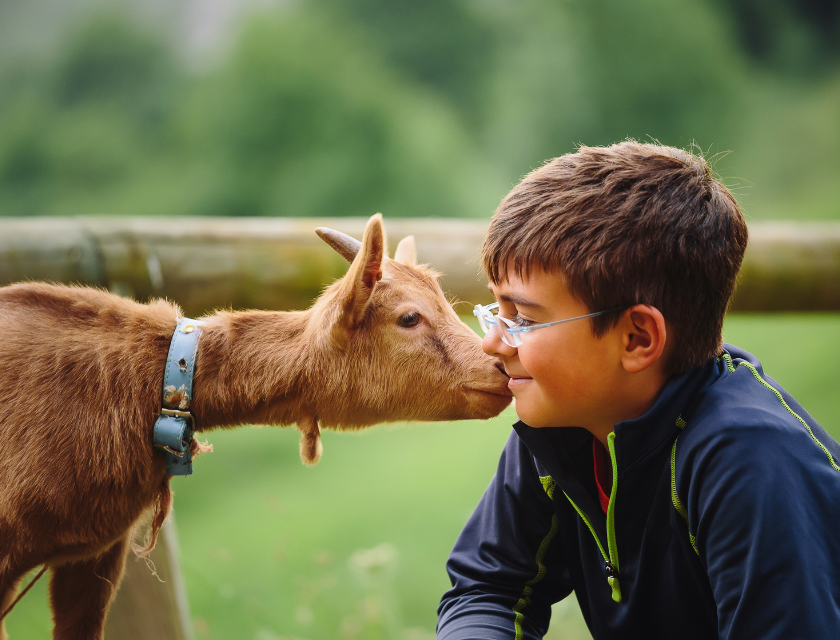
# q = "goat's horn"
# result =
<box><xmin>316</xmin><ymin>228</ymin><xmax>362</xmax><ymax>263</ymax></box>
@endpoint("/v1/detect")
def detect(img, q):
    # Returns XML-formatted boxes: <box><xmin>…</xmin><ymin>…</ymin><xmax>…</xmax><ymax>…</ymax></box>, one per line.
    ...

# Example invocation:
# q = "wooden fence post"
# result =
<box><xmin>104</xmin><ymin>515</ymin><xmax>194</xmax><ymax>640</ymax></box>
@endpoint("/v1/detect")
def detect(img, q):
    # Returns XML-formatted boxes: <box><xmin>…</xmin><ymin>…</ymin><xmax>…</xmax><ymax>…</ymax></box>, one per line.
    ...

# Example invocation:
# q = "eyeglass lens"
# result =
<box><xmin>475</xmin><ymin>305</ymin><xmax>521</xmax><ymax>347</ymax></box>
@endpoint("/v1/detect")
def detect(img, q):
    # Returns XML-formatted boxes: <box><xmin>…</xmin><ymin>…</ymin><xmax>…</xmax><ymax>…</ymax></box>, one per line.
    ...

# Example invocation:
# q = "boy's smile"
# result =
<box><xmin>483</xmin><ymin>269</ymin><xmax>670</xmax><ymax>445</ymax></box>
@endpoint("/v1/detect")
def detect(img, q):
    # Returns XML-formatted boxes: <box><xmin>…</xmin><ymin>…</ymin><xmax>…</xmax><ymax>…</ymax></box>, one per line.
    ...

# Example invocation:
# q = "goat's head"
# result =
<box><xmin>298</xmin><ymin>213</ymin><xmax>511</xmax><ymax>463</ymax></box>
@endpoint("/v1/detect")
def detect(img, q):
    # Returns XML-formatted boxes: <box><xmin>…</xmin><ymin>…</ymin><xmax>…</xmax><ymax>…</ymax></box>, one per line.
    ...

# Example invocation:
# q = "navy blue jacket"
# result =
<box><xmin>437</xmin><ymin>346</ymin><xmax>840</xmax><ymax>639</ymax></box>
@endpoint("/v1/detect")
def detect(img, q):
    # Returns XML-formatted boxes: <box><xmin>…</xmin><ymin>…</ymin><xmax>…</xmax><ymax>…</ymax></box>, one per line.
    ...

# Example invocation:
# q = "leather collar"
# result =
<box><xmin>153</xmin><ymin>317</ymin><xmax>203</xmax><ymax>475</ymax></box>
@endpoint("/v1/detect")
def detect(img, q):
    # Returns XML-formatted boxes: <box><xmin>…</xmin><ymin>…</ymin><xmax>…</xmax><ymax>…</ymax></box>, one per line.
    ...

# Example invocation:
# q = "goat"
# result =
<box><xmin>0</xmin><ymin>214</ymin><xmax>511</xmax><ymax>640</ymax></box>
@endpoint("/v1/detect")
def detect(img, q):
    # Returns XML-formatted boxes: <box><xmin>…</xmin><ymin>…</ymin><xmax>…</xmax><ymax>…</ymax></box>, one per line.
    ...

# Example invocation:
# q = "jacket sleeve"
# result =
<box><xmin>437</xmin><ymin>430</ymin><xmax>573</xmax><ymax>640</ymax></box>
<box><xmin>680</xmin><ymin>387</ymin><xmax>840</xmax><ymax>639</ymax></box>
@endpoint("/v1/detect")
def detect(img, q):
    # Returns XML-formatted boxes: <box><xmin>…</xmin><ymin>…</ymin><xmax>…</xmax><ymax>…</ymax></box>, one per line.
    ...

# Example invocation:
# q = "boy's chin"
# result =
<box><xmin>514</xmin><ymin>407</ymin><xmax>560</xmax><ymax>429</ymax></box>
<box><xmin>514</xmin><ymin>402</ymin><xmax>576</xmax><ymax>429</ymax></box>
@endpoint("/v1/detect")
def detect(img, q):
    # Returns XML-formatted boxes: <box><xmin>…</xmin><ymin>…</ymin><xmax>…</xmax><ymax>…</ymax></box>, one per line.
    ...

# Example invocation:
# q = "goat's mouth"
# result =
<box><xmin>458</xmin><ymin>385</ymin><xmax>513</xmax><ymax>419</ymax></box>
<box><xmin>462</xmin><ymin>386</ymin><xmax>514</xmax><ymax>399</ymax></box>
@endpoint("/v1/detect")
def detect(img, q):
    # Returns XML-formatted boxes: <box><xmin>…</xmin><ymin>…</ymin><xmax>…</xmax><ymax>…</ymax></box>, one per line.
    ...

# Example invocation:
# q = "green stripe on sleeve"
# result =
<box><xmin>511</xmin><ymin>477</ymin><xmax>561</xmax><ymax>639</ymax></box>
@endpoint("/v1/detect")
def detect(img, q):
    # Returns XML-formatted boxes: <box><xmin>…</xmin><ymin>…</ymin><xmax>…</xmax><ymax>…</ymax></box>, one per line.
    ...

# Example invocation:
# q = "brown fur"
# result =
<box><xmin>0</xmin><ymin>215</ymin><xmax>510</xmax><ymax>640</ymax></box>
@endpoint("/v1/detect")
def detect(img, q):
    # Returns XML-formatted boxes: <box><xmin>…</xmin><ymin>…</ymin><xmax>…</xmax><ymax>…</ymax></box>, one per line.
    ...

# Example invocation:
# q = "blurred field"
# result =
<box><xmin>7</xmin><ymin>313</ymin><xmax>839</xmax><ymax>640</ymax></box>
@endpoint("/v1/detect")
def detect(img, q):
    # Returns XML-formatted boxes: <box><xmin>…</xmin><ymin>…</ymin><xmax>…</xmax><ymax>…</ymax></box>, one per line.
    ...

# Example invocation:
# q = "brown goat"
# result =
<box><xmin>0</xmin><ymin>214</ymin><xmax>511</xmax><ymax>640</ymax></box>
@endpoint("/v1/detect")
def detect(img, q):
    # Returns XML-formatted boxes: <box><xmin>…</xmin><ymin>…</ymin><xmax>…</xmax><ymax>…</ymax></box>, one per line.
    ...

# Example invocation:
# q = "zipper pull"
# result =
<box><xmin>605</xmin><ymin>560</ymin><xmax>622</xmax><ymax>603</ymax></box>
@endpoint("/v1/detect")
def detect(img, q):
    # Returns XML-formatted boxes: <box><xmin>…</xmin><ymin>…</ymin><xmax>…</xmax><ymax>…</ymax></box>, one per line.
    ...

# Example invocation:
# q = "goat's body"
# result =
<box><xmin>0</xmin><ymin>284</ymin><xmax>178</xmax><ymax>638</ymax></box>
<box><xmin>0</xmin><ymin>283</ymin><xmax>174</xmax><ymax>551</ymax></box>
<box><xmin>0</xmin><ymin>216</ymin><xmax>511</xmax><ymax>639</ymax></box>
<box><xmin>0</xmin><ymin>284</ymin><xmax>322</xmax><ymax>638</ymax></box>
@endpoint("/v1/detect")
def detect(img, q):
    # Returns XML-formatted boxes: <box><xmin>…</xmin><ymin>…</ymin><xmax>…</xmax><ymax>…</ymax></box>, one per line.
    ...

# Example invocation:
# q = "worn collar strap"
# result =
<box><xmin>153</xmin><ymin>317</ymin><xmax>203</xmax><ymax>476</ymax></box>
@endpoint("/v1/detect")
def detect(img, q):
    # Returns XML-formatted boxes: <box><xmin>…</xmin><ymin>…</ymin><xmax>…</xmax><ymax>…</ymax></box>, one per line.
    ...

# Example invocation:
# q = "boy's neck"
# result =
<box><xmin>590</xmin><ymin>372</ymin><xmax>669</xmax><ymax>451</ymax></box>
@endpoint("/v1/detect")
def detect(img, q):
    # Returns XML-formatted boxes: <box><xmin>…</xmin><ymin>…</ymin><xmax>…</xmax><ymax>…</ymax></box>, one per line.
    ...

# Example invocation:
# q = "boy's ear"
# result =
<box><xmin>333</xmin><ymin>213</ymin><xmax>386</xmax><ymax>333</ymax></box>
<box><xmin>618</xmin><ymin>305</ymin><xmax>668</xmax><ymax>374</ymax></box>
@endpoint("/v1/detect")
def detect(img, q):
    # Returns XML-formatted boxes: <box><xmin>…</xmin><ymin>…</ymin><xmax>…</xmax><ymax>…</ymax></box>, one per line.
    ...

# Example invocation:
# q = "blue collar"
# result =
<box><xmin>153</xmin><ymin>318</ymin><xmax>203</xmax><ymax>476</ymax></box>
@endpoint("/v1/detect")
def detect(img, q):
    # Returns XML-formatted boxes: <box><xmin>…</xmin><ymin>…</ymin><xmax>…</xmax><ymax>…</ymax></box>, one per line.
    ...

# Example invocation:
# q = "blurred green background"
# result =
<box><xmin>2</xmin><ymin>0</ymin><xmax>839</xmax><ymax>638</ymax></box>
<box><xmin>1</xmin><ymin>0</ymin><xmax>840</xmax><ymax>221</ymax></box>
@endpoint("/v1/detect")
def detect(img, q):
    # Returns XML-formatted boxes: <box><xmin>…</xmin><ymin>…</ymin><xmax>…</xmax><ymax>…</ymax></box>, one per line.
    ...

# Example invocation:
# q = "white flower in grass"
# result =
<box><xmin>347</xmin><ymin>542</ymin><xmax>398</xmax><ymax>582</ymax></box>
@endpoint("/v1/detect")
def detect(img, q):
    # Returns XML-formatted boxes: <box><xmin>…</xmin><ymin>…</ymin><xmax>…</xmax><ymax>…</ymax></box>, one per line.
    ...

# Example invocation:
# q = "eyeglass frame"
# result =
<box><xmin>473</xmin><ymin>302</ymin><xmax>630</xmax><ymax>347</ymax></box>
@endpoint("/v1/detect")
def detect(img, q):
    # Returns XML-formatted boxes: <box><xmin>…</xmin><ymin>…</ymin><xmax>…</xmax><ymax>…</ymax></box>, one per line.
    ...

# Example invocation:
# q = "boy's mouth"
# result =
<box><xmin>508</xmin><ymin>375</ymin><xmax>533</xmax><ymax>389</ymax></box>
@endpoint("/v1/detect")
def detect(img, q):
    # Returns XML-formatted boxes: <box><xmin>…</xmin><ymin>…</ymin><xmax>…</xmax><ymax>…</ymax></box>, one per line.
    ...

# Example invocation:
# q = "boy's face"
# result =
<box><xmin>484</xmin><ymin>269</ymin><xmax>626</xmax><ymax>432</ymax></box>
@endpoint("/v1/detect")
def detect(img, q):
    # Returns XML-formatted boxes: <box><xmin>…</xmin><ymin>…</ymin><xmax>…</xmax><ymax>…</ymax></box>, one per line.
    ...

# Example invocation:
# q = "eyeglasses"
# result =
<box><xmin>473</xmin><ymin>302</ymin><xmax>628</xmax><ymax>347</ymax></box>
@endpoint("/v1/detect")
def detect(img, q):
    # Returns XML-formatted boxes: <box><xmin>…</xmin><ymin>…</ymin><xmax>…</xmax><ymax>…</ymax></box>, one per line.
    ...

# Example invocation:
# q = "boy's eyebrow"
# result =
<box><xmin>500</xmin><ymin>294</ymin><xmax>545</xmax><ymax>310</ymax></box>
<box><xmin>486</xmin><ymin>284</ymin><xmax>546</xmax><ymax>310</ymax></box>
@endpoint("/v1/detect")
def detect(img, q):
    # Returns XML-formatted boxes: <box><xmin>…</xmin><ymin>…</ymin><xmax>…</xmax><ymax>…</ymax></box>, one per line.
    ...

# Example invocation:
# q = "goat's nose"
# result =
<box><xmin>494</xmin><ymin>360</ymin><xmax>509</xmax><ymax>378</ymax></box>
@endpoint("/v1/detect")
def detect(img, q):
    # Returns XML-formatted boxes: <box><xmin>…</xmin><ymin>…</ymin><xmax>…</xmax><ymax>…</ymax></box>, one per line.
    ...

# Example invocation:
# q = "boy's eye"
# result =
<box><xmin>511</xmin><ymin>315</ymin><xmax>535</xmax><ymax>327</ymax></box>
<box><xmin>496</xmin><ymin>309</ymin><xmax>535</xmax><ymax>327</ymax></box>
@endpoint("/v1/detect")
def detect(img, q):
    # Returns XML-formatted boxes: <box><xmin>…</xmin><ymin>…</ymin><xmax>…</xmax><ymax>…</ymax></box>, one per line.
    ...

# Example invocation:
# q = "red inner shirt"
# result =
<box><xmin>592</xmin><ymin>438</ymin><xmax>612</xmax><ymax>514</ymax></box>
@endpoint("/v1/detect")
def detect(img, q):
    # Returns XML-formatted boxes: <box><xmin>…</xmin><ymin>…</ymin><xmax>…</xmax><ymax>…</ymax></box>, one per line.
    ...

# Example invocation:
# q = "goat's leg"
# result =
<box><xmin>0</xmin><ymin>574</ymin><xmax>23</xmax><ymax>640</ymax></box>
<box><xmin>49</xmin><ymin>536</ymin><xmax>129</xmax><ymax>640</ymax></box>
<box><xmin>297</xmin><ymin>415</ymin><xmax>323</xmax><ymax>465</ymax></box>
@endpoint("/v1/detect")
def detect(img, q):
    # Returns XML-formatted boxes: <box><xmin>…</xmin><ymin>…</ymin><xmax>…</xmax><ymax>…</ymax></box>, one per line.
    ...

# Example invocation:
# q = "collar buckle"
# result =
<box><xmin>160</xmin><ymin>408</ymin><xmax>193</xmax><ymax>422</ymax></box>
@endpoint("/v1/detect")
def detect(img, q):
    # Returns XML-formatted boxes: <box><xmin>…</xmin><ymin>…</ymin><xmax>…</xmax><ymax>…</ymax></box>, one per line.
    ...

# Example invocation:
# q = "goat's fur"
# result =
<box><xmin>0</xmin><ymin>214</ymin><xmax>510</xmax><ymax>639</ymax></box>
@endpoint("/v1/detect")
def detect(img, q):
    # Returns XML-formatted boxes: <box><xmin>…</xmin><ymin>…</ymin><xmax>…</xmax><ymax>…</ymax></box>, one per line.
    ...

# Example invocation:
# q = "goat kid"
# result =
<box><xmin>0</xmin><ymin>214</ymin><xmax>511</xmax><ymax>640</ymax></box>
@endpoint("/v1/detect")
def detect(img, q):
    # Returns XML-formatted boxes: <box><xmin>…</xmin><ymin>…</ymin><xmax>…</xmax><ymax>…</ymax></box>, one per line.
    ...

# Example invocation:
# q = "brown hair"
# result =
<box><xmin>482</xmin><ymin>141</ymin><xmax>749</xmax><ymax>375</ymax></box>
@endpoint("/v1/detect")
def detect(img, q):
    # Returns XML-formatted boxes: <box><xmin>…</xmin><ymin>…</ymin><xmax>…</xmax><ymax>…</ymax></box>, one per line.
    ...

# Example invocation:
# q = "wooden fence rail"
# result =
<box><xmin>2</xmin><ymin>218</ymin><xmax>839</xmax><ymax>314</ymax></box>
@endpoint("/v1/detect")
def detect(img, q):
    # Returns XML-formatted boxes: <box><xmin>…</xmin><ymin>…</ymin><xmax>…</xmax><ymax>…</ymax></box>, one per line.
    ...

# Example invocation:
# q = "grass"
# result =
<box><xmin>6</xmin><ymin>314</ymin><xmax>839</xmax><ymax>640</ymax></box>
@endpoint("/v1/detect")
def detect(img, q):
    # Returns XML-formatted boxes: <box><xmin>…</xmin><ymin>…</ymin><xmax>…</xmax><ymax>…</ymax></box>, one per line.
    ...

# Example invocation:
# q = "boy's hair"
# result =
<box><xmin>482</xmin><ymin>141</ymin><xmax>748</xmax><ymax>375</ymax></box>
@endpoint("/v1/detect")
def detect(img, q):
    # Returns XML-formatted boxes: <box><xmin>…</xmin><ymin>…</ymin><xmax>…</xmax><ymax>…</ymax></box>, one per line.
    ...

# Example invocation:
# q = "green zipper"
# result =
<box><xmin>560</xmin><ymin>432</ymin><xmax>622</xmax><ymax>603</ymax></box>
<box><xmin>605</xmin><ymin>432</ymin><xmax>621</xmax><ymax>602</ymax></box>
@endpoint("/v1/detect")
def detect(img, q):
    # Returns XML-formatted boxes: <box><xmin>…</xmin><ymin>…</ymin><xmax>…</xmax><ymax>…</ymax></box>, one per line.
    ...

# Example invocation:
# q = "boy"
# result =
<box><xmin>436</xmin><ymin>142</ymin><xmax>840</xmax><ymax>639</ymax></box>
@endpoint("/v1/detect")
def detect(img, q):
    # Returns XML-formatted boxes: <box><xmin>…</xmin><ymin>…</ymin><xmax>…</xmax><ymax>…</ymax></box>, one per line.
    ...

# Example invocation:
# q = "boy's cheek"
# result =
<box><xmin>509</xmin><ymin>383</ymin><xmax>556</xmax><ymax>428</ymax></box>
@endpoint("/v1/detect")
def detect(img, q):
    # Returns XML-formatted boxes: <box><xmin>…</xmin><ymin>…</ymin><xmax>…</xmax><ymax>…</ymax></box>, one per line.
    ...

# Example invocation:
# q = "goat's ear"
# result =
<box><xmin>394</xmin><ymin>235</ymin><xmax>417</xmax><ymax>265</ymax></box>
<box><xmin>333</xmin><ymin>213</ymin><xmax>386</xmax><ymax>331</ymax></box>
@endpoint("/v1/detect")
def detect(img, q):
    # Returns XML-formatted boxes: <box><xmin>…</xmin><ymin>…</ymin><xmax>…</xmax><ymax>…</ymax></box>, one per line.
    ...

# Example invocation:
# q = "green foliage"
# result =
<box><xmin>318</xmin><ymin>0</ymin><xmax>499</xmax><ymax>118</ymax></box>
<box><xmin>175</xmin><ymin>11</ymin><xmax>494</xmax><ymax>218</ymax></box>
<box><xmin>0</xmin><ymin>6</ymin><xmax>495</xmax><ymax>218</ymax></box>
<box><xmin>711</xmin><ymin>0</ymin><xmax>840</xmax><ymax>73</ymax></box>
<box><xmin>1</xmin><ymin>1</ymin><xmax>839</xmax><ymax>219</ymax></box>
<box><xmin>0</xmin><ymin>14</ymin><xmax>177</xmax><ymax>217</ymax></box>
<box><xmin>53</xmin><ymin>15</ymin><xmax>174</xmax><ymax>119</ymax></box>
<box><xmin>474</xmin><ymin>0</ymin><xmax>745</xmax><ymax>176</ymax></box>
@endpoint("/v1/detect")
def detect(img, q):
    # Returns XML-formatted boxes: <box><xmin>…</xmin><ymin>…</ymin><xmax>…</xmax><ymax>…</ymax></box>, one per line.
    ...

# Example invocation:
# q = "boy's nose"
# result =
<box><xmin>482</xmin><ymin>327</ymin><xmax>518</xmax><ymax>357</ymax></box>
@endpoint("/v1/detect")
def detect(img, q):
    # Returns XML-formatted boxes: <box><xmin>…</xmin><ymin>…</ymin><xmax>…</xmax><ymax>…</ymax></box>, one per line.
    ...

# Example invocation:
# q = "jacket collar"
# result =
<box><xmin>611</xmin><ymin>353</ymin><xmax>722</xmax><ymax>474</ymax></box>
<box><xmin>513</xmin><ymin>353</ymin><xmax>723</xmax><ymax>531</ymax></box>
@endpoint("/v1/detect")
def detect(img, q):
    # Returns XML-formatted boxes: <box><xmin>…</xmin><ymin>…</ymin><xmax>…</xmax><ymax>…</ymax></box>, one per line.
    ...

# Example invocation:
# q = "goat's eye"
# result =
<box><xmin>398</xmin><ymin>311</ymin><xmax>422</xmax><ymax>328</ymax></box>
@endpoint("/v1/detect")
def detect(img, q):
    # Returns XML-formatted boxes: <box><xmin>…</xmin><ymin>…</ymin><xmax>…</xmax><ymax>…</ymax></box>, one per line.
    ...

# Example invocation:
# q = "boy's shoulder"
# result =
<box><xmin>681</xmin><ymin>344</ymin><xmax>827</xmax><ymax>437</ymax></box>
<box><xmin>668</xmin><ymin>347</ymin><xmax>840</xmax><ymax>637</ymax></box>
<box><xmin>675</xmin><ymin>343</ymin><xmax>840</xmax><ymax>492</ymax></box>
